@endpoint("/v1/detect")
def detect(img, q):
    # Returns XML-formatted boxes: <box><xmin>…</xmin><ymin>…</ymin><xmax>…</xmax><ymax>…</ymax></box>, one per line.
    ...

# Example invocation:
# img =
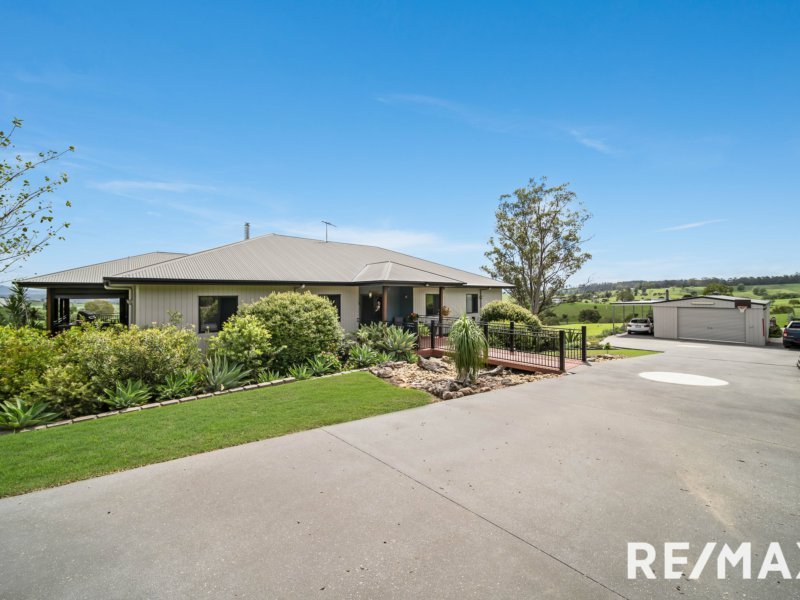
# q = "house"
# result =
<box><xmin>18</xmin><ymin>234</ymin><xmax>508</xmax><ymax>332</ymax></box>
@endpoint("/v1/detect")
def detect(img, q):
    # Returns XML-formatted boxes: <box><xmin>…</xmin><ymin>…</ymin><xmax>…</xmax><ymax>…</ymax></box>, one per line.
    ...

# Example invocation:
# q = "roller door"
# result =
<box><xmin>677</xmin><ymin>308</ymin><xmax>746</xmax><ymax>343</ymax></box>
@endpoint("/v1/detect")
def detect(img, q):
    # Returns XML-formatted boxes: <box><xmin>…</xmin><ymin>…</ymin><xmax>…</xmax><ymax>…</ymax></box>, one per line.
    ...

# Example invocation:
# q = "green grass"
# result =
<box><xmin>0</xmin><ymin>372</ymin><xmax>429</xmax><ymax>498</ymax></box>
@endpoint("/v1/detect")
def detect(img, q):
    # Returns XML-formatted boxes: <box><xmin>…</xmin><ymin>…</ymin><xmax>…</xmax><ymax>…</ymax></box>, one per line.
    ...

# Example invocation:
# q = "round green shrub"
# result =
<box><xmin>479</xmin><ymin>300</ymin><xmax>541</xmax><ymax>328</ymax></box>
<box><xmin>207</xmin><ymin>313</ymin><xmax>281</xmax><ymax>373</ymax></box>
<box><xmin>0</xmin><ymin>326</ymin><xmax>55</xmax><ymax>402</ymax></box>
<box><xmin>240</xmin><ymin>292</ymin><xmax>343</xmax><ymax>371</ymax></box>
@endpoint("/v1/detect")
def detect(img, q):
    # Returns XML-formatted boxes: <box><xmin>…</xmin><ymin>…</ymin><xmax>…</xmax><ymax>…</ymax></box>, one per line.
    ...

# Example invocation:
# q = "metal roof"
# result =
<box><xmin>107</xmin><ymin>234</ymin><xmax>509</xmax><ymax>287</ymax></box>
<box><xmin>655</xmin><ymin>295</ymin><xmax>770</xmax><ymax>306</ymax></box>
<box><xmin>17</xmin><ymin>252</ymin><xmax>187</xmax><ymax>286</ymax></box>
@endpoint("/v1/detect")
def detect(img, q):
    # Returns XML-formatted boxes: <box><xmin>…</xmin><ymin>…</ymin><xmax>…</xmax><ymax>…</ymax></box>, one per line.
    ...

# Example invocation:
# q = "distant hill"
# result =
<box><xmin>568</xmin><ymin>273</ymin><xmax>800</xmax><ymax>293</ymax></box>
<box><xmin>0</xmin><ymin>285</ymin><xmax>46</xmax><ymax>300</ymax></box>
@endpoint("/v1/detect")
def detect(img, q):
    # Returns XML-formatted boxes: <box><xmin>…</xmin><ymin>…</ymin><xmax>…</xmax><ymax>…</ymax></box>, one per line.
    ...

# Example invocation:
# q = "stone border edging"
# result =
<box><xmin>5</xmin><ymin>368</ymin><xmax>371</xmax><ymax>435</ymax></box>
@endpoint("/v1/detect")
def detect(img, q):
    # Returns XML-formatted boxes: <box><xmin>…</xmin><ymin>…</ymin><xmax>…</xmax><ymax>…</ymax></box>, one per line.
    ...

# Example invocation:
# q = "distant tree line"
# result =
<box><xmin>569</xmin><ymin>273</ymin><xmax>800</xmax><ymax>294</ymax></box>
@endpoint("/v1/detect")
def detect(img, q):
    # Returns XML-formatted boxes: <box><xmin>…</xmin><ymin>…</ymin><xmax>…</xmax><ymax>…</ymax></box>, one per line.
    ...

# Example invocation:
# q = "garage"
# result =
<box><xmin>652</xmin><ymin>295</ymin><xmax>770</xmax><ymax>346</ymax></box>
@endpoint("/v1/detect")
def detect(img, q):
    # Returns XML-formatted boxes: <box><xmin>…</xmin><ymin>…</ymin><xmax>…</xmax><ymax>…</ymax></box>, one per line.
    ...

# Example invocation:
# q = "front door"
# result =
<box><xmin>360</xmin><ymin>294</ymin><xmax>383</xmax><ymax>325</ymax></box>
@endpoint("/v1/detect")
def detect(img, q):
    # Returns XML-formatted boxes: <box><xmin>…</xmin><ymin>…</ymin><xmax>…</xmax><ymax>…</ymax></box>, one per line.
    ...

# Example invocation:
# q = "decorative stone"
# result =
<box><xmin>256</xmin><ymin>382</ymin><xmax>272</xmax><ymax>388</ymax></box>
<box><xmin>120</xmin><ymin>407</ymin><xmax>141</xmax><ymax>413</ymax></box>
<box><xmin>72</xmin><ymin>415</ymin><xmax>97</xmax><ymax>423</ymax></box>
<box><xmin>243</xmin><ymin>384</ymin><xmax>259</xmax><ymax>390</ymax></box>
<box><xmin>178</xmin><ymin>396</ymin><xmax>198</xmax><ymax>403</ymax></box>
<box><xmin>228</xmin><ymin>387</ymin><xmax>245</xmax><ymax>393</ymax></box>
<box><xmin>97</xmin><ymin>411</ymin><xmax>119</xmax><ymax>418</ymax></box>
<box><xmin>46</xmin><ymin>419</ymin><xmax>73</xmax><ymax>428</ymax></box>
<box><xmin>140</xmin><ymin>402</ymin><xmax>161</xmax><ymax>410</ymax></box>
<box><xmin>161</xmin><ymin>399</ymin><xmax>180</xmax><ymax>406</ymax></box>
<box><xmin>196</xmin><ymin>393</ymin><xmax>214</xmax><ymax>399</ymax></box>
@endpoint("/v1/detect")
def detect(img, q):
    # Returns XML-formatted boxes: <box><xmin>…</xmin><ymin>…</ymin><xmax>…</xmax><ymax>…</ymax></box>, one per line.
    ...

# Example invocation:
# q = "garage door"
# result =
<box><xmin>677</xmin><ymin>308</ymin><xmax>746</xmax><ymax>343</ymax></box>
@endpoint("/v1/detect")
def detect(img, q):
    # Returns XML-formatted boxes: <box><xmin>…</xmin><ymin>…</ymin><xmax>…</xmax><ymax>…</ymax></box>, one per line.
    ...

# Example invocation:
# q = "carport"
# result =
<box><xmin>610</xmin><ymin>299</ymin><xmax>665</xmax><ymax>333</ymax></box>
<box><xmin>651</xmin><ymin>295</ymin><xmax>770</xmax><ymax>346</ymax></box>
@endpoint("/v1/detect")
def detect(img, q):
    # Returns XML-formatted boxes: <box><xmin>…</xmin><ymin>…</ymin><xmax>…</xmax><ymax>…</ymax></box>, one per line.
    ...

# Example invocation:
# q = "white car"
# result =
<box><xmin>627</xmin><ymin>318</ymin><xmax>653</xmax><ymax>335</ymax></box>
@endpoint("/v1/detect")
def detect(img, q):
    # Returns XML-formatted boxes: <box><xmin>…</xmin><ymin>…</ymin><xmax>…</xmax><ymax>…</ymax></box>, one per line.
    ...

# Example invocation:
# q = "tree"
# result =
<box><xmin>483</xmin><ymin>177</ymin><xmax>591</xmax><ymax>314</ymax></box>
<box><xmin>578</xmin><ymin>308</ymin><xmax>602</xmax><ymax>323</ymax></box>
<box><xmin>1</xmin><ymin>118</ymin><xmax>73</xmax><ymax>274</ymax></box>
<box><xmin>84</xmin><ymin>299</ymin><xmax>115</xmax><ymax>316</ymax></box>
<box><xmin>4</xmin><ymin>282</ymin><xmax>33</xmax><ymax>327</ymax></box>
<box><xmin>702</xmin><ymin>282</ymin><xmax>733</xmax><ymax>296</ymax></box>
<box><xmin>616</xmin><ymin>288</ymin><xmax>635</xmax><ymax>302</ymax></box>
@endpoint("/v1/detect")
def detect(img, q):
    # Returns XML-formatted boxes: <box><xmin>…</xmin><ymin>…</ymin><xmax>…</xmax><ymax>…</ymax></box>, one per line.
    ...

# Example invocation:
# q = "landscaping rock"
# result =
<box><xmin>160</xmin><ymin>399</ymin><xmax>180</xmax><ymax>406</ymax></box>
<box><xmin>72</xmin><ymin>415</ymin><xmax>97</xmax><ymax>423</ymax></box>
<box><xmin>120</xmin><ymin>407</ymin><xmax>142</xmax><ymax>413</ymax></box>
<box><xmin>46</xmin><ymin>419</ymin><xmax>73</xmax><ymax>428</ymax></box>
<box><xmin>442</xmin><ymin>391</ymin><xmax>463</xmax><ymax>400</ymax></box>
<box><xmin>140</xmin><ymin>403</ymin><xmax>161</xmax><ymax>410</ymax></box>
<box><xmin>178</xmin><ymin>396</ymin><xmax>198</xmax><ymax>403</ymax></box>
<box><xmin>369</xmin><ymin>367</ymin><xmax>394</xmax><ymax>379</ymax></box>
<box><xmin>97</xmin><ymin>411</ymin><xmax>119</xmax><ymax>418</ymax></box>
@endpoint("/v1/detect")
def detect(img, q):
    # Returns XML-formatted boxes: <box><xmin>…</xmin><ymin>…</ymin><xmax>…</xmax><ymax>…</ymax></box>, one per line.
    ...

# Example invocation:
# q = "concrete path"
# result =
<box><xmin>2</xmin><ymin>339</ymin><xmax>798</xmax><ymax>599</ymax></box>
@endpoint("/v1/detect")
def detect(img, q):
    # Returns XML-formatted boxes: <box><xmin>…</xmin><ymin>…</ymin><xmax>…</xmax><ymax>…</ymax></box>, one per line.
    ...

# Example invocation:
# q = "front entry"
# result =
<box><xmin>359</xmin><ymin>294</ymin><xmax>383</xmax><ymax>325</ymax></box>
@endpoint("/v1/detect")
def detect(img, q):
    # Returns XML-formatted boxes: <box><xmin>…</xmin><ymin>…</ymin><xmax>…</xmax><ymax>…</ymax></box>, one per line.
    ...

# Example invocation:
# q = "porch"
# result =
<box><xmin>44</xmin><ymin>286</ymin><xmax>129</xmax><ymax>332</ymax></box>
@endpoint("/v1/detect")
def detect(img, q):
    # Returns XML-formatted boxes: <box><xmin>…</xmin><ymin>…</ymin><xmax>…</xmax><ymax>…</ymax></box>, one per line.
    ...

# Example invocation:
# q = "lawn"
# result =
<box><xmin>0</xmin><ymin>372</ymin><xmax>429</xmax><ymax>498</ymax></box>
<box><xmin>587</xmin><ymin>347</ymin><xmax>658</xmax><ymax>358</ymax></box>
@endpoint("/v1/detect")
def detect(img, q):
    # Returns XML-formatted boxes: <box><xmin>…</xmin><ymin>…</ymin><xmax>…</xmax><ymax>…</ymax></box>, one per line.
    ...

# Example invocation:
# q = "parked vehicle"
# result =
<box><xmin>783</xmin><ymin>320</ymin><xmax>800</xmax><ymax>348</ymax></box>
<box><xmin>627</xmin><ymin>317</ymin><xmax>653</xmax><ymax>335</ymax></box>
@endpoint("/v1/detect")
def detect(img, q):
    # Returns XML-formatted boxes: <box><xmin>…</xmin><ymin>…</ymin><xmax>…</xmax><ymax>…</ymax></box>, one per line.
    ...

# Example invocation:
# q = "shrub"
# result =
<box><xmin>157</xmin><ymin>369</ymin><xmax>204</xmax><ymax>400</ymax></box>
<box><xmin>0</xmin><ymin>326</ymin><xmax>55</xmax><ymax>403</ymax></box>
<box><xmin>204</xmin><ymin>356</ymin><xmax>250</xmax><ymax>392</ymax></box>
<box><xmin>25</xmin><ymin>363</ymin><xmax>96</xmax><ymax>418</ymax></box>
<box><xmin>479</xmin><ymin>301</ymin><xmax>541</xmax><ymax>329</ymax></box>
<box><xmin>0</xmin><ymin>399</ymin><xmax>61</xmax><ymax>431</ymax></box>
<box><xmin>347</xmin><ymin>344</ymin><xmax>379</xmax><ymax>368</ymax></box>
<box><xmin>240</xmin><ymin>292</ymin><xmax>343</xmax><ymax>371</ymax></box>
<box><xmin>789</xmin><ymin>299</ymin><xmax>800</xmax><ymax>306</ymax></box>
<box><xmin>257</xmin><ymin>369</ymin><xmax>282</xmax><ymax>383</ymax></box>
<box><xmin>307</xmin><ymin>352</ymin><xmax>341</xmax><ymax>376</ymax></box>
<box><xmin>207</xmin><ymin>313</ymin><xmax>283</xmax><ymax>373</ymax></box>
<box><xmin>448</xmin><ymin>315</ymin><xmax>487</xmax><ymax>384</ymax></box>
<box><xmin>578</xmin><ymin>308</ymin><xmax>602</xmax><ymax>323</ymax></box>
<box><xmin>355</xmin><ymin>322</ymin><xmax>389</xmax><ymax>347</ymax></box>
<box><xmin>378</xmin><ymin>326</ymin><xmax>417</xmax><ymax>361</ymax></box>
<box><xmin>287</xmin><ymin>364</ymin><xmax>312</xmax><ymax>380</ymax></box>
<box><xmin>101</xmin><ymin>379</ymin><xmax>152</xmax><ymax>409</ymax></box>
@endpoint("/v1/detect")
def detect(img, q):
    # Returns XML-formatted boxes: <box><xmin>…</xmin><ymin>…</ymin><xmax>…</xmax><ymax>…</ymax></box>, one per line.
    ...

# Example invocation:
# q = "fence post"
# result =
<box><xmin>581</xmin><ymin>325</ymin><xmax>587</xmax><ymax>362</ymax></box>
<box><xmin>483</xmin><ymin>322</ymin><xmax>489</xmax><ymax>342</ymax></box>
<box><xmin>509</xmin><ymin>321</ymin><xmax>515</xmax><ymax>353</ymax></box>
<box><xmin>559</xmin><ymin>329</ymin><xmax>566</xmax><ymax>372</ymax></box>
<box><xmin>430</xmin><ymin>319</ymin><xmax>436</xmax><ymax>350</ymax></box>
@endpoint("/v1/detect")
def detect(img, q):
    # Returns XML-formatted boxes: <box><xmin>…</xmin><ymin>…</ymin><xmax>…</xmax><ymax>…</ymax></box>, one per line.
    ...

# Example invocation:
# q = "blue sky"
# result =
<box><xmin>2</xmin><ymin>1</ymin><xmax>797</xmax><ymax>285</ymax></box>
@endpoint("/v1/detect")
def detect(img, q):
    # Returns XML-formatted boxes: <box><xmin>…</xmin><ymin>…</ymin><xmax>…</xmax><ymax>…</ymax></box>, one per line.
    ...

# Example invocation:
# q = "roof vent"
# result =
<box><xmin>244</xmin><ymin>222</ymin><xmax>250</xmax><ymax>240</ymax></box>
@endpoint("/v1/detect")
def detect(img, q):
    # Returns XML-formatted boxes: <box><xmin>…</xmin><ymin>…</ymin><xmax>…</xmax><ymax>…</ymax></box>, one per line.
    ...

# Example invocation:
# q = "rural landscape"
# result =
<box><xmin>1</xmin><ymin>3</ymin><xmax>798</xmax><ymax>600</ymax></box>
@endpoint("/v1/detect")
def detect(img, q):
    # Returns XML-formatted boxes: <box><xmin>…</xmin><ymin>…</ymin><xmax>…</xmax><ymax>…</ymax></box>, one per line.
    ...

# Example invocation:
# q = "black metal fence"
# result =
<box><xmin>407</xmin><ymin>319</ymin><xmax>587</xmax><ymax>372</ymax></box>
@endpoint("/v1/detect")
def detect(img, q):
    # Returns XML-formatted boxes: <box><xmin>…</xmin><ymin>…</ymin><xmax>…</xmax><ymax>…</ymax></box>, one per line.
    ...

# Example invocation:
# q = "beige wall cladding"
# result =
<box><xmin>133</xmin><ymin>285</ymin><xmax>359</xmax><ymax>331</ymax></box>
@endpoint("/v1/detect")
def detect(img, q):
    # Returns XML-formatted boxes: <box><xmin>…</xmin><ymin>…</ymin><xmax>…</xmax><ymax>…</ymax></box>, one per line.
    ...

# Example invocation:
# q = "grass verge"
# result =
<box><xmin>587</xmin><ymin>348</ymin><xmax>659</xmax><ymax>358</ymax></box>
<box><xmin>0</xmin><ymin>372</ymin><xmax>429</xmax><ymax>498</ymax></box>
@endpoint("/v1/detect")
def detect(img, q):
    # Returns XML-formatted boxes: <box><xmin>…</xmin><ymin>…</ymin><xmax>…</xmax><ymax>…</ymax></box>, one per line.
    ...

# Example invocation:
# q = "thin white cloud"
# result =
<box><xmin>568</xmin><ymin>129</ymin><xmax>615</xmax><ymax>154</ymax></box>
<box><xmin>90</xmin><ymin>180</ymin><xmax>215</xmax><ymax>194</ymax></box>
<box><xmin>658</xmin><ymin>219</ymin><xmax>725</xmax><ymax>232</ymax></box>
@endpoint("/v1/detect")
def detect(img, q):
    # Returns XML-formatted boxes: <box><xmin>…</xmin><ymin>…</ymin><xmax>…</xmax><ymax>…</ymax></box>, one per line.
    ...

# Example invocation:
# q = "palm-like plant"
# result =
<box><xmin>448</xmin><ymin>315</ymin><xmax>488</xmax><ymax>384</ymax></box>
<box><xmin>157</xmin><ymin>369</ymin><xmax>203</xmax><ymax>400</ymax></box>
<box><xmin>347</xmin><ymin>344</ymin><xmax>379</xmax><ymax>368</ymax></box>
<box><xmin>0</xmin><ymin>398</ymin><xmax>61</xmax><ymax>430</ymax></box>
<box><xmin>378</xmin><ymin>326</ymin><xmax>417</xmax><ymax>361</ymax></box>
<box><xmin>287</xmin><ymin>364</ymin><xmax>313</xmax><ymax>380</ymax></box>
<box><xmin>306</xmin><ymin>354</ymin><xmax>339</xmax><ymax>376</ymax></box>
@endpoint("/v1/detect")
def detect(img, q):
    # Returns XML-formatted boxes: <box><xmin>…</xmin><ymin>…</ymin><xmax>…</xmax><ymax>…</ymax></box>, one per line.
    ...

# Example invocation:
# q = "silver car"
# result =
<box><xmin>627</xmin><ymin>318</ymin><xmax>653</xmax><ymax>335</ymax></box>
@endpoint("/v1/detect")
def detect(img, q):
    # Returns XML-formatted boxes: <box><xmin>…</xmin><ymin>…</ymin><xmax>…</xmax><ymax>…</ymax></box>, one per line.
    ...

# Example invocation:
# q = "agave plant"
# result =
<box><xmin>157</xmin><ymin>369</ymin><xmax>204</xmax><ymax>400</ymax></box>
<box><xmin>257</xmin><ymin>369</ymin><xmax>283</xmax><ymax>383</ymax></box>
<box><xmin>287</xmin><ymin>364</ymin><xmax>312</xmax><ymax>380</ymax></box>
<box><xmin>306</xmin><ymin>353</ymin><xmax>339</xmax><ymax>376</ymax></box>
<box><xmin>347</xmin><ymin>344</ymin><xmax>379</xmax><ymax>368</ymax></box>
<box><xmin>101</xmin><ymin>379</ymin><xmax>152</xmax><ymax>409</ymax></box>
<box><xmin>204</xmin><ymin>356</ymin><xmax>251</xmax><ymax>392</ymax></box>
<box><xmin>0</xmin><ymin>399</ymin><xmax>61</xmax><ymax>431</ymax></box>
<box><xmin>374</xmin><ymin>351</ymin><xmax>393</xmax><ymax>365</ymax></box>
<box><xmin>448</xmin><ymin>315</ymin><xmax>488</xmax><ymax>384</ymax></box>
<box><xmin>378</xmin><ymin>326</ymin><xmax>417</xmax><ymax>361</ymax></box>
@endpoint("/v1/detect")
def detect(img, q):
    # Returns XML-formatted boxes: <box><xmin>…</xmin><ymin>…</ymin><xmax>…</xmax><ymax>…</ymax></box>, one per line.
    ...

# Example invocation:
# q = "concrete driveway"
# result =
<box><xmin>2</xmin><ymin>339</ymin><xmax>798</xmax><ymax>599</ymax></box>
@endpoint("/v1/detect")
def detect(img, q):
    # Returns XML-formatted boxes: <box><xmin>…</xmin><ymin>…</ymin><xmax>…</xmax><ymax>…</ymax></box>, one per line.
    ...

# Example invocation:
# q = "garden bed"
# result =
<box><xmin>370</xmin><ymin>356</ymin><xmax>559</xmax><ymax>400</ymax></box>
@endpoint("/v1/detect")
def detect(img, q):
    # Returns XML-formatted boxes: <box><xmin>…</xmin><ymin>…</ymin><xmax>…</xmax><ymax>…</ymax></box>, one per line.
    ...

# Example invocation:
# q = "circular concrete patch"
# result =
<box><xmin>638</xmin><ymin>371</ymin><xmax>729</xmax><ymax>386</ymax></box>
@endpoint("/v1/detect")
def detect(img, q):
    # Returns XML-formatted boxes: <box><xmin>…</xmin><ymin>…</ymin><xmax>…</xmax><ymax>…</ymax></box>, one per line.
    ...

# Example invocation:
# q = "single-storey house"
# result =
<box><xmin>18</xmin><ymin>234</ymin><xmax>508</xmax><ymax>332</ymax></box>
<box><xmin>652</xmin><ymin>295</ymin><xmax>770</xmax><ymax>346</ymax></box>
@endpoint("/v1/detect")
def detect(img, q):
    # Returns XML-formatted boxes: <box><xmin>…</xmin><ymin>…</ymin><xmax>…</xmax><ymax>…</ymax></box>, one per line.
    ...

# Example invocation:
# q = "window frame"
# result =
<box><xmin>198</xmin><ymin>295</ymin><xmax>238</xmax><ymax>333</ymax></box>
<box><xmin>425</xmin><ymin>293</ymin><xmax>440</xmax><ymax>317</ymax></box>
<box><xmin>319</xmin><ymin>294</ymin><xmax>342</xmax><ymax>321</ymax></box>
<box><xmin>466</xmin><ymin>293</ymin><xmax>479</xmax><ymax>314</ymax></box>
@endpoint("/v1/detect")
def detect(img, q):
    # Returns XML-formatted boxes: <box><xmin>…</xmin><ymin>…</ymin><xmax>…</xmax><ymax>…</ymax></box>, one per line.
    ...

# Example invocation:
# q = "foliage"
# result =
<box><xmin>287</xmin><ymin>364</ymin><xmax>313</xmax><ymax>380</ymax></box>
<box><xmin>256</xmin><ymin>369</ymin><xmax>282</xmax><ymax>383</ymax></box>
<box><xmin>157</xmin><ymin>369</ymin><xmax>204</xmax><ymax>400</ymax></box>
<box><xmin>100</xmin><ymin>379</ymin><xmax>152</xmax><ymax>409</ymax></box>
<box><xmin>0</xmin><ymin>399</ymin><xmax>60</xmax><ymax>431</ymax></box>
<box><xmin>240</xmin><ymin>292</ymin><xmax>343</xmax><ymax>371</ymax></box>
<box><xmin>479</xmin><ymin>300</ymin><xmax>541</xmax><ymax>328</ymax></box>
<box><xmin>346</xmin><ymin>344</ymin><xmax>380</xmax><ymax>368</ymax></box>
<box><xmin>4</xmin><ymin>283</ymin><xmax>38</xmax><ymax>327</ymax></box>
<box><xmin>1</xmin><ymin>118</ymin><xmax>74</xmax><ymax>273</ymax></box>
<box><xmin>377</xmin><ymin>326</ymin><xmax>417</xmax><ymax>361</ymax></box>
<box><xmin>448</xmin><ymin>315</ymin><xmax>488</xmax><ymax>384</ymax></box>
<box><xmin>204</xmin><ymin>355</ymin><xmax>250</xmax><ymax>392</ymax></box>
<box><xmin>207</xmin><ymin>313</ymin><xmax>283</xmax><ymax>373</ymax></box>
<box><xmin>84</xmin><ymin>299</ymin><xmax>115</xmax><ymax>316</ymax></box>
<box><xmin>307</xmin><ymin>352</ymin><xmax>341</xmax><ymax>376</ymax></box>
<box><xmin>26</xmin><ymin>363</ymin><xmax>95</xmax><ymax>418</ymax></box>
<box><xmin>375</xmin><ymin>351</ymin><xmax>393</xmax><ymax>364</ymax></box>
<box><xmin>578</xmin><ymin>308</ymin><xmax>602</xmax><ymax>323</ymax></box>
<box><xmin>702</xmin><ymin>282</ymin><xmax>733</xmax><ymax>296</ymax></box>
<box><xmin>483</xmin><ymin>177</ymin><xmax>591</xmax><ymax>313</ymax></box>
<box><xmin>355</xmin><ymin>322</ymin><xmax>389</xmax><ymax>346</ymax></box>
<box><xmin>0</xmin><ymin>325</ymin><xmax>54</xmax><ymax>402</ymax></box>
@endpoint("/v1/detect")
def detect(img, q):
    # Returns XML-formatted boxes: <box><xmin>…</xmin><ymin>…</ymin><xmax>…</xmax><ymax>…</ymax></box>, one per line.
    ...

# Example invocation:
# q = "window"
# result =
<box><xmin>319</xmin><ymin>294</ymin><xmax>342</xmax><ymax>321</ymax></box>
<box><xmin>466</xmin><ymin>293</ymin><xmax>479</xmax><ymax>314</ymax></box>
<box><xmin>425</xmin><ymin>293</ymin><xmax>440</xmax><ymax>317</ymax></box>
<box><xmin>199</xmin><ymin>296</ymin><xmax>238</xmax><ymax>332</ymax></box>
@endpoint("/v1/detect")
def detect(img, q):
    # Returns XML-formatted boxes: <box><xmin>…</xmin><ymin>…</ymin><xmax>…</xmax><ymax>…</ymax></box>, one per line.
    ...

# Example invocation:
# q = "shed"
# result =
<box><xmin>652</xmin><ymin>295</ymin><xmax>770</xmax><ymax>346</ymax></box>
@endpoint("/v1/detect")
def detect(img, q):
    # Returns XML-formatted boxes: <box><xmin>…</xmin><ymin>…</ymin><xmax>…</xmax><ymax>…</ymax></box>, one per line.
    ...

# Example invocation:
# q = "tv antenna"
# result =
<box><xmin>322</xmin><ymin>220</ymin><xmax>336</xmax><ymax>242</ymax></box>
